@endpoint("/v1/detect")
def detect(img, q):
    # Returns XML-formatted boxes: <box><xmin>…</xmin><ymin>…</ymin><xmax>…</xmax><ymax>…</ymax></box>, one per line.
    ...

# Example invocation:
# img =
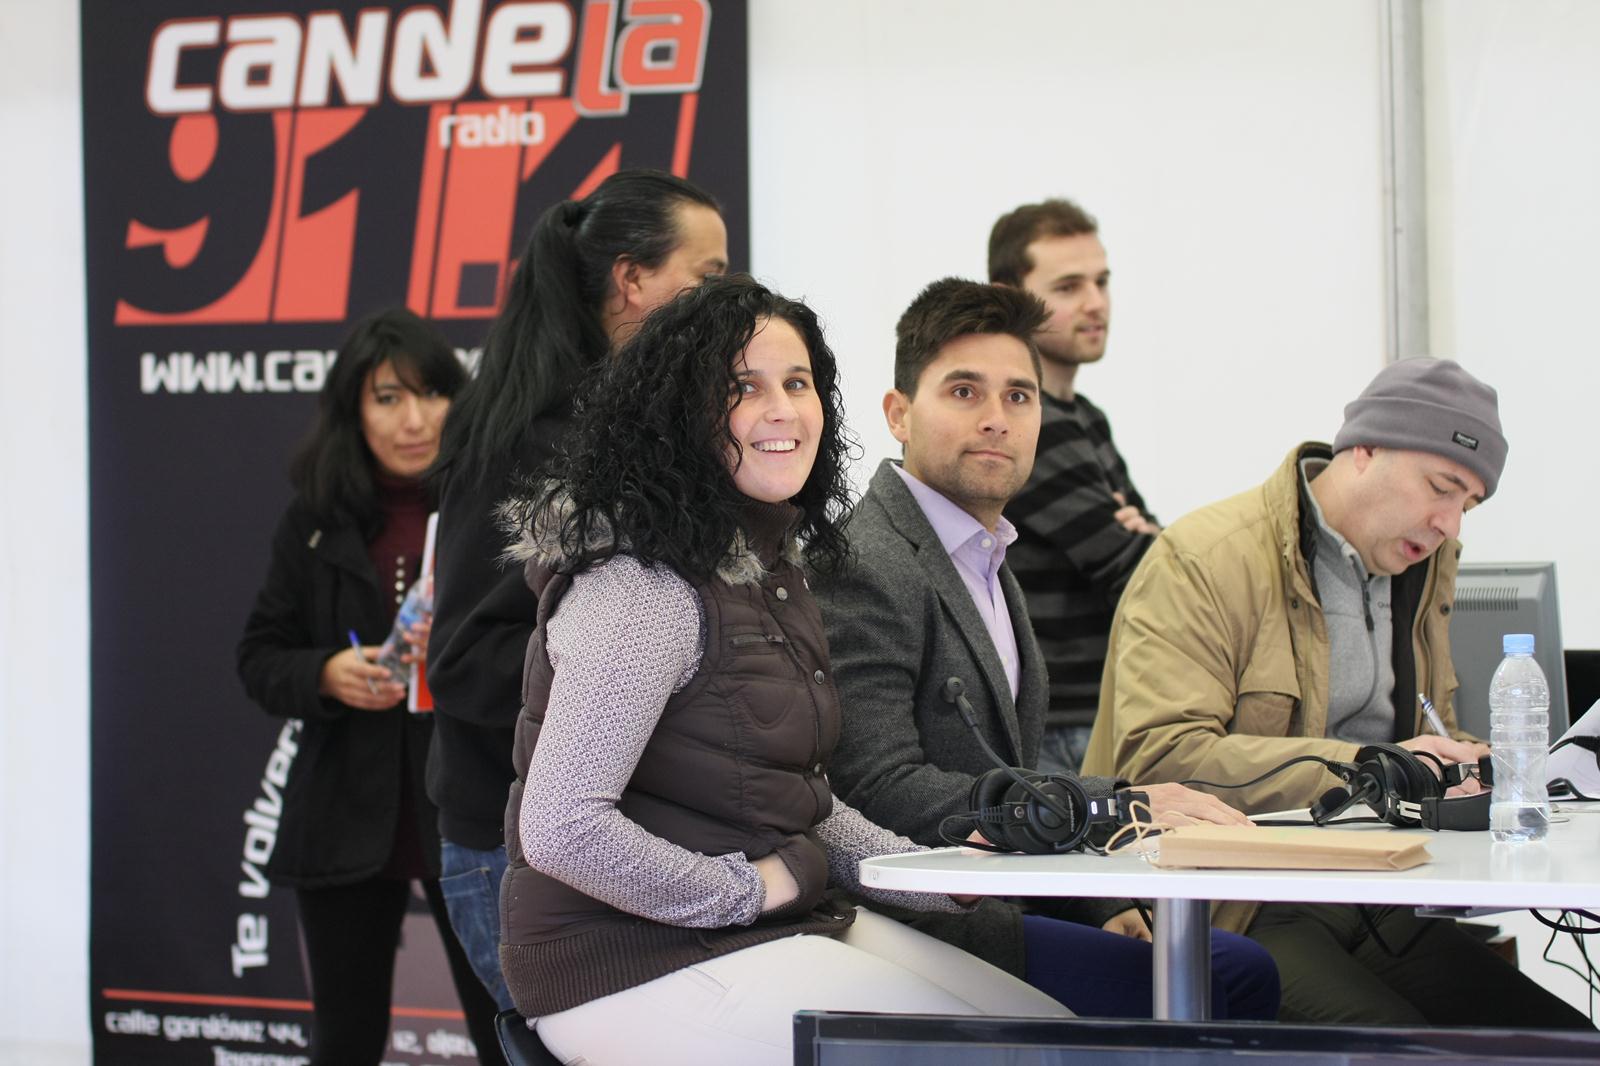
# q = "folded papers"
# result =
<box><xmin>1152</xmin><ymin>824</ymin><xmax>1430</xmax><ymax>871</ymax></box>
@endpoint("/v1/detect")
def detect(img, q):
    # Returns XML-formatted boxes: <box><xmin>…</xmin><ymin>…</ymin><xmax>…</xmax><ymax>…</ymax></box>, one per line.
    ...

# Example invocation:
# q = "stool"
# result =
<box><xmin>495</xmin><ymin>1010</ymin><xmax>563</xmax><ymax>1066</ymax></box>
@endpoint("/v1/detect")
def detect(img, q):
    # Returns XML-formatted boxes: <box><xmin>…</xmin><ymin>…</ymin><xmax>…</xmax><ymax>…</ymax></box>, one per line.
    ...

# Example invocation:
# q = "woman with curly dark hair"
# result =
<box><xmin>236</xmin><ymin>308</ymin><xmax>501</xmax><ymax>1065</ymax></box>
<box><xmin>424</xmin><ymin>170</ymin><xmax>726</xmax><ymax>1014</ymax></box>
<box><xmin>497</xmin><ymin>275</ymin><xmax>1070</xmax><ymax>1065</ymax></box>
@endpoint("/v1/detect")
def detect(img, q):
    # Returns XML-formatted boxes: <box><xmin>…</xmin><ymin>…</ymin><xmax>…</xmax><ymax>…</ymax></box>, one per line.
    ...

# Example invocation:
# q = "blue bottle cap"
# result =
<box><xmin>1502</xmin><ymin>633</ymin><xmax>1535</xmax><ymax>655</ymax></box>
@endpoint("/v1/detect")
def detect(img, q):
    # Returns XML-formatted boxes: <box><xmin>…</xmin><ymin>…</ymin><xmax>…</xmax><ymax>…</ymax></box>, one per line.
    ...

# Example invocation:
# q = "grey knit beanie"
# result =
<box><xmin>1332</xmin><ymin>358</ymin><xmax>1507</xmax><ymax>499</ymax></box>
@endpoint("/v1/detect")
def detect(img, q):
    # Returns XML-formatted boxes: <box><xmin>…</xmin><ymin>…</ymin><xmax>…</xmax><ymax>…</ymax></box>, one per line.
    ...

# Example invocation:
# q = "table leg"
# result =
<box><xmin>1152</xmin><ymin>897</ymin><xmax>1211</xmax><ymax>1020</ymax></box>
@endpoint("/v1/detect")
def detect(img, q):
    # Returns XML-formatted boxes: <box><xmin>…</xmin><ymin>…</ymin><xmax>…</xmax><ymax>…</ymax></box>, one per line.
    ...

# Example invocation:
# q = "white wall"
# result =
<box><xmin>749</xmin><ymin>0</ymin><xmax>1389</xmax><ymax>525</ymax></box>
<box><xmin>3</xmin><ymin>2</ymin><xmax>1596</xmax><ymax>1057</ymax></box>
<box><xmin>747</xmin><ymin>0</ymin><xmax>1599</xmax><ymax>647</ymax></box>
<box><xmin>1425</xmin><ymin>0</ymin><xmax>1600</xmax><ymax>647</ymax></box>
<box><xmin>0</xmin><ymin>0</ymin><xmax>90</xmax><ymax>1060</ymax></box>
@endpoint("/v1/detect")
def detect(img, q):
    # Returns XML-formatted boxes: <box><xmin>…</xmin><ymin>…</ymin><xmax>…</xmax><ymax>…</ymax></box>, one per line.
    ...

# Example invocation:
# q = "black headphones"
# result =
<box><xmin>937</xmin><ymin>678</ymin><xmax>1148</xmax><ymax>854</ymax></box>
<box><xmin>1310</xmin><ymin>742</ymin><xmax>1491</xmax><ymax>831</ymax></box>
<box><xmin>963</xmin><ymin>765</ymin><xmax>1146</xmax><ymax>854</ymax></box>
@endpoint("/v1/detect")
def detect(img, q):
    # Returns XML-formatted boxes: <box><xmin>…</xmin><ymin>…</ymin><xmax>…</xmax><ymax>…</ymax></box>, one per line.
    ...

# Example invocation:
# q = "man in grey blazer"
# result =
<box><xmin>816</xmin><ymin>278</ymin><xmax>1277</xmax><ymax>1020</ymax></box>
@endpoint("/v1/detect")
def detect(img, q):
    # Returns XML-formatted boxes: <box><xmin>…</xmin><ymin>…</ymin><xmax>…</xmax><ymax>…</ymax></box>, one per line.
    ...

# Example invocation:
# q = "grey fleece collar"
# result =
<box><xmin>498</xmin><ymin>486</ymin><xmax>802</xmax><ymax>587</ymax></box>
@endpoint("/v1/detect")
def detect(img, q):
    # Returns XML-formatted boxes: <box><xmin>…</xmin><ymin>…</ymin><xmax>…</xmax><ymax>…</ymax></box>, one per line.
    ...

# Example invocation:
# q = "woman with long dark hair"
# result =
<box><xmin>424</xmin><ymin>169</ymin><xmax>727</xmax><ymax>1010</ymax></box>
<box><xmin>236</xmin><ymin>308</ymin><xmax>500</xmax><ymax>1066</ymax></box>
<box><xmin>498</xmin><ymin>276</ymin><xmax>1071</xmax><ymax>1065</ymax></box>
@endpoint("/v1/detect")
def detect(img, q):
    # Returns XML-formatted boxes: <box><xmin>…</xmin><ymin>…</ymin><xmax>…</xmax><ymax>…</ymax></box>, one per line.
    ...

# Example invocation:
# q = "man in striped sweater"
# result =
<box><xmin>989</xmin><ymin>199</ymin><xmax>1159</xmax><ymax>775</ymax></box>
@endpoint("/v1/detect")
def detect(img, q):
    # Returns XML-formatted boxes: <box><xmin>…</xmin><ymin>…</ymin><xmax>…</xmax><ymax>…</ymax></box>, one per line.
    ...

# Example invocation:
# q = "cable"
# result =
<box><xmin>1537</xmin><ymin>911</ymin><xmax>1600</xmax><ymax>1023</ymax></box>
<box><xmin>1102</xmin><ymin>800</ymin><xmax>1161</xmax><ymax>855</ymax></box>
<box><xmin>1549</xmin><ymin>777</ymin><xmax>1600</xmax><ymax>802</ymax></box>
<box><xmin>1529</xmin><ymin>909</ymin><xmax>1600</xmax><ymax>935</ymax></box>
<box><xmin>938</xmin><ymin>812</ymin><xmax>1020</xmax><ymax>854</ymax></box>
<box><xmin>1575</xmin><ymin>916</ymin><xmax>1600</xmax><ymax>1022</ymax></box>
<box><xmin>1253</xmin><ymin>816</ymin><xmax>1383</xmax><ymax>827</ymax></box>
<box><xmin>1178</xmin><ymin>754</ymin><xmax>1350</xmax><ymax>792</ymax></box>
<box><xmin>941</xmin><ymin>816</ymin><xmax>1122</xmax><ymax>856</ymax></box>
<box><xmin>941</xmin><ymin>678</ymin><xmax>1078</xmax><ymax>827</ymax></box>
<box><xmin>1538</xmin><ymin>921</ymin><xmax>1595</xmax><ymax>996</ymax></box>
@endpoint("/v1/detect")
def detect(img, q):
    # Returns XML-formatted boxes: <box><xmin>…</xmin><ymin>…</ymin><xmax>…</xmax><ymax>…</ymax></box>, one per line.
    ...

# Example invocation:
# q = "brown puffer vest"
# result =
<box><xmin>499</xmin><ymin>502</ymin><xmax>855</xmax><ymax>1017</ymax></box>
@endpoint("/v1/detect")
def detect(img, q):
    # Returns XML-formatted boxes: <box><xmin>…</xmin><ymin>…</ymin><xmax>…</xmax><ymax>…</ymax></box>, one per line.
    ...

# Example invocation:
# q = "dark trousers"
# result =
<box><xmin>1021</xmin><ymin>914</ymin><xmax>1281</xmax><ymax>1020</ymax></box>
<box><xmin>1247</xmin><ymin>901</ymin><xmax>1593</xmax><ymax>1028</ymax></box>
<box><xmin>295</xmin><ymin>878</ymin><xmax>508</xmax><ymax>1066</ymax></box>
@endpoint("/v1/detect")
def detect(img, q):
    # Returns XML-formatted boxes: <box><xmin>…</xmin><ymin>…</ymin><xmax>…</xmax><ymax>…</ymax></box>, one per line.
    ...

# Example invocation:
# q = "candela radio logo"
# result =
<box><xmin>144</xmin><ymin>0</ymin><xmax>709</xmax><ymax>118</ymax></box>
<box><xmin>115</xmin><ymin>0</ymin><xmax>712</xmax><ymax>327</ymax></box>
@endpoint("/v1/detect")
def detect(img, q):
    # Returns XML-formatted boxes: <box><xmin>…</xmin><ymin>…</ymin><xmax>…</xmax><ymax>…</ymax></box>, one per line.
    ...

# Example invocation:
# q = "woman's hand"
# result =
<box><xmin>1140</xmin><ymin>782</ymin><xmax>1254</xmax><ymax>827</ymax></box>
<box><xmin>1101</xmin><ymin>907</ymin><xmax>1152</xmax><ymax>941</ymax></box>
<box><xmin>318</xmin><ymin>646</ymin><xmax>406</xmax><ymax>710</ymax></box>
<box><xmin>753</xmin><ymin>853</ymin><xmax>799</xmax><ymax>913</ymax></box>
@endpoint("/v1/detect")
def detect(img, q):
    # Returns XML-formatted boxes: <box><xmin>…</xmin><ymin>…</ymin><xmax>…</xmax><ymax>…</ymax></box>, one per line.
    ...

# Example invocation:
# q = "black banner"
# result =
<box><xmin>83</xmin><ymin>2</ymin><xmax>747</xmax><ymax>1062</ymax></box>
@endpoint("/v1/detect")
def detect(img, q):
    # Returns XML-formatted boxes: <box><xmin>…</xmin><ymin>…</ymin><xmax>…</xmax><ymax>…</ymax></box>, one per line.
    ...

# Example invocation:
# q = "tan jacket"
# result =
<box><xmin>1082</xmin><ymin>445</ymin><xmax>1466</xmax><ymax>930</ymax></box>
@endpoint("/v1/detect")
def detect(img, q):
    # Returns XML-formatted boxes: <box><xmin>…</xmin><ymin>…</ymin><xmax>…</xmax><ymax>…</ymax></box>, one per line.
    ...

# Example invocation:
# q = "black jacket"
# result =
<box><xmin>425</xmin><ymin>410</ymin><xmax>571</xmax><ymax>849</ymax></box>
<box><xmin>236</xmin><ymin>498</ymin><xmax>439</xmax><ymax>887</ymax></box>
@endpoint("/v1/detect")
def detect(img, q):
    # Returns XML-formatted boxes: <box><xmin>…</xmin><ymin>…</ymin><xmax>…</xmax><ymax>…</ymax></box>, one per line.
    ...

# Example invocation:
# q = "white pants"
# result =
<box><xmin>534</xmin><ymin>908</ymin><xmax>1072</xmax><ymax>1066</ymax></box>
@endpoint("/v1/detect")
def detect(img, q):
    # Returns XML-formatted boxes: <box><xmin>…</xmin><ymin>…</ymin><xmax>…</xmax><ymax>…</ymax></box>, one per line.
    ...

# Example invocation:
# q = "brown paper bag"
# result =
<box><xmin>1152</xmin><ymin>825</ymin><xmax>1431</xmax><ymax>871</ymax></box>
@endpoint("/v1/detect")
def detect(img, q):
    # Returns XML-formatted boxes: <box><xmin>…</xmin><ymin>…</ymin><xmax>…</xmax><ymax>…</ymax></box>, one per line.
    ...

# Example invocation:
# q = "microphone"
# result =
<box><xmin>1310</xmin><ymin>785</ymin><xmax>1357</xmax><ymax>825</ymax></box>
<box><xmin>942</xmin><ymin>677</ymin><xmax>980</xmax><ymax>729</ymax></box>
<box><xmin>942</xmin><ymin>676</ymin><xmax>1077</xmax><ymax>829</ymax></box>
<box><xmin>1309</xmin><ymin>771</ymin><xmax>1382</xmax><ymax>825</ymax></box>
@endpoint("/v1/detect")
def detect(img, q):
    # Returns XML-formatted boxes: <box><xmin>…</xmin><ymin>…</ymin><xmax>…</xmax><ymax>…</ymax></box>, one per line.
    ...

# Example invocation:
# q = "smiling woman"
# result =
<box><xmin>728</xmin><ymin>318</ymin><xmax>824</xmax><ymax>504</ymax></box>
<box><xmin>505</xmin><ymin>273</ymin><xmax>854</xmax><ymax>583</ymax></box>
<box><xmin>493</xmin><ymin>276</ymin><xmax>1077</xmax><ymax>1066</ymax></box>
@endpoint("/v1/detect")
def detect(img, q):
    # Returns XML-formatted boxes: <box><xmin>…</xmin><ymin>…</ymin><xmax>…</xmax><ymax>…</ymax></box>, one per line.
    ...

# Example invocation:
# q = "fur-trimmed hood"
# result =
<box><xmin>498</xmin><ymin>483</ymin><xmax>803</xmax><ymax>587</ymax></box>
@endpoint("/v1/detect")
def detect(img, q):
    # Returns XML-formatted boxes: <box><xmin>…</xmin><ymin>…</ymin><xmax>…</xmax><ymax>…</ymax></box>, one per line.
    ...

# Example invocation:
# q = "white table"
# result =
<box><xmin>860</xmin><ymin>805</ymin><xmax>1600</xmax><ymax>1020</ymax></box>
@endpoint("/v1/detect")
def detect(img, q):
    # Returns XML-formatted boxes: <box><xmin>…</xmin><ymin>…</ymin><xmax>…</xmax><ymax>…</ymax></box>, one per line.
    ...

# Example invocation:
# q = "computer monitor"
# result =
<box><xmin>793</xmin><ymin>1014</ymin><xmax>1600</xmax><ymax>1065</ymax></box>
<box><xmin>1448</xmin><ymin>562</ymin><xmax>1568</xmax><ymax>738</ymax></box>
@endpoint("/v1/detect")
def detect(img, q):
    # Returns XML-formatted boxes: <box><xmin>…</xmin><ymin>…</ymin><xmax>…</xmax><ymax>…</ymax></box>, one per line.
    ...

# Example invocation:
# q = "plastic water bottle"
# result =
<box><xmin>1488</xmin><ymin>633</ymin><xmax>1551</xmax><ymax>843</ymax></box>
<box><xmin>375</xmin><ymin>573</ymin><xmax>433</xmax><ymax>678</ymax></box>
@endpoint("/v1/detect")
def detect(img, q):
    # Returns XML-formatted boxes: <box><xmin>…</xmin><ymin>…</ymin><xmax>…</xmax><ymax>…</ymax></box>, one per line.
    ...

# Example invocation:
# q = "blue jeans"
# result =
<box><xmin>1021</xmin><ymin>914</ymin><xmax>1281</xmax><ymax>1020</ymax></box>
<box><xmin>439</xmin><ymin>838</ymin><xmax>514</xmax><ymax>1012</ymax></box>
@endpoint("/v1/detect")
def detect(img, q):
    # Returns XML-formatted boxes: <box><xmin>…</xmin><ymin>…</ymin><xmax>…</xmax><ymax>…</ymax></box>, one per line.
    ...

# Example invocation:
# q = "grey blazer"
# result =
<box><xmin>816</xmin><ymin>461</ymin><xmax>1131</xmax><ymax>974</ymax></box>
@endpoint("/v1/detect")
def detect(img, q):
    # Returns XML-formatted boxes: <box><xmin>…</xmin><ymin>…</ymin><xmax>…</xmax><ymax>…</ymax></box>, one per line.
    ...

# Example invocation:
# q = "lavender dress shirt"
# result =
<box><xmin>892</xmin><ymin>464</ymin><xmax>1021</xmax><ymax>699</ymax></box>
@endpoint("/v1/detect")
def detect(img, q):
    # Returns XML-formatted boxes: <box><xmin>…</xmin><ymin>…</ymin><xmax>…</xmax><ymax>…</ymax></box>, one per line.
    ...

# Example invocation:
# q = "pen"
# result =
<box><xmin>1418</xmin><ymin>692</ymin><xmax>1449</xmax><ymax>738</ymax></box>
<box><xmin>349</xmin><ymin>629</ymin><xmax>379</xmax><ymax>695</ymax></box>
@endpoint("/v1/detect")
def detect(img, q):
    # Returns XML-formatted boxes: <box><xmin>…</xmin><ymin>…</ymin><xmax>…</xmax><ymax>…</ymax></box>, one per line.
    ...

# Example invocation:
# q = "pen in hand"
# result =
<box><xmin>349</xmin><ymin>629</ymin><xmax>380</xmax><ymax>695</ymax></box>
<box><xmin>1418</xmin><ymin>692</ymin><xmax>1449</xmax><ymax>738</ymax></box>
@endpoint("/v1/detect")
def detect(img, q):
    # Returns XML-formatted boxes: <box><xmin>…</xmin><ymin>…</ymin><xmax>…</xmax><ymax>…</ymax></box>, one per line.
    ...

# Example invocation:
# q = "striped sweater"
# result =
<box><xmin>1006</xmin><ymin>392</ymin><xmax>1156</xmax><ymax>731</ymax></box>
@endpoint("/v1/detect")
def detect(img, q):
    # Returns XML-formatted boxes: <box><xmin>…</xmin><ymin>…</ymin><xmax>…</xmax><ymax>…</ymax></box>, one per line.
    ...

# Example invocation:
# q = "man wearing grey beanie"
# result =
<box><xmin>1081</xmin><ymin>358</ymin><xmax>1590</xmax><ymax>1028</ymax></box>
